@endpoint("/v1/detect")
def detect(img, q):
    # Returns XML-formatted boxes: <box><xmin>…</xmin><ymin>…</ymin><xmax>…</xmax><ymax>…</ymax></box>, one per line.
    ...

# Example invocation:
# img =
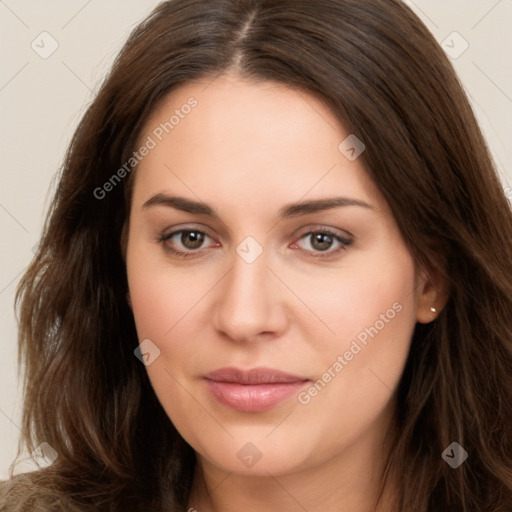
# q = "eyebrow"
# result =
<box><xmin>142</xmin><ymin>193</ymin><xmax>374</xmax><ymax>220</ymax></box>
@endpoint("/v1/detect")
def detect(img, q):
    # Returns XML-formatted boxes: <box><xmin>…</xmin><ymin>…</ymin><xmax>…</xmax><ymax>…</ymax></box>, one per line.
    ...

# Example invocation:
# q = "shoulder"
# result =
<box><xmin>0</xmin><ymin>472</ymin><xmax>83</xmax><ymax>512</ymax></box>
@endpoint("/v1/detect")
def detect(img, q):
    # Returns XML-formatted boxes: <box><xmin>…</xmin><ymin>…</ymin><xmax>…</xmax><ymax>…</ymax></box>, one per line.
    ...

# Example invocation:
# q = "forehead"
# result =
<box><xmin>132</xmin><ymin>73</ymin><xmax>385</xmax><ymax>215</ymax></box>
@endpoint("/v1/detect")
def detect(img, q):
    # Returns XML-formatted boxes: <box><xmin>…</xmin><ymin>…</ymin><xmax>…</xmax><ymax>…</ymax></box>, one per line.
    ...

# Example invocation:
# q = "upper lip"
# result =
<box><xmin>204</xmin><ymin>367</ymin><xmax>309</xmax><ymax>385</ymax></box>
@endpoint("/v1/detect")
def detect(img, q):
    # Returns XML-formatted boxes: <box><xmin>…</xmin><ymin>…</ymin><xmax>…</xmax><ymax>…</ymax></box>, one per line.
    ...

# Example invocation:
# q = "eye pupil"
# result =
<box><xmin>311</xmin><ymin>233</ymin><xmax>333</xmax><ymax>251</ymax></box>
<box><xmin>182</xmin><ymin>231</ymin><xmax>204</xmax><ymax>249</ymax></box>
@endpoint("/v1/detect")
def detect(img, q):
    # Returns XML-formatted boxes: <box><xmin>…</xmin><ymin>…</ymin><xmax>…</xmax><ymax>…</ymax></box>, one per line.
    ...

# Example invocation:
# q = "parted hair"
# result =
<box><xmin>2</xmin><ymin>0</ymin><xmax>512</xmax><ymax>510</ymax></box>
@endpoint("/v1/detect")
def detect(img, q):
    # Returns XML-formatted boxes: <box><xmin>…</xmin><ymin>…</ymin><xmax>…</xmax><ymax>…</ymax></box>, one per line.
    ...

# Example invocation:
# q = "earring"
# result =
<box><xmin>430</xmin><ymin>306</ymin><xmax>437</xmax><ymax>313</ymax></box>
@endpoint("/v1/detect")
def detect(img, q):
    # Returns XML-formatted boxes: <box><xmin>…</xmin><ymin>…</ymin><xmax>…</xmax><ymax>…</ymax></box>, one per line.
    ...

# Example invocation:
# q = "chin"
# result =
<box><xmin>187</xmin><ymin>428</ymin><xmax>318</xmax><ymax>476</ymax></box>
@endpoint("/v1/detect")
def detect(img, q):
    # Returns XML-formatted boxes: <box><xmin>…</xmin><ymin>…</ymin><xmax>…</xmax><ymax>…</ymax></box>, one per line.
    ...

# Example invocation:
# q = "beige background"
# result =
<box><xmin>0</xmin><ymin>0</ymin><xmax>511</xmax><ymax>478</ymax></box>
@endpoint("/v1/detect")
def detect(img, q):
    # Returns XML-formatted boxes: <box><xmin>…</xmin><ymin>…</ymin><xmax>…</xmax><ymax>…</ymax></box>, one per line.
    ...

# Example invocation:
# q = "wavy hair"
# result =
<box><xmin>2</xmin><ymin>0</ymin><xmax>512</xmax><ymax>510</ymax></box>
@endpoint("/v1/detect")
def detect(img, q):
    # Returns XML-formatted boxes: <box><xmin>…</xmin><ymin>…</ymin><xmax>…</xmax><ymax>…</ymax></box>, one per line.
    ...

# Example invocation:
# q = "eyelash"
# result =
<box><xmin>157</xmin><ymin>227</ymin><xmax>353</xmax><ymax>260</ymax></box>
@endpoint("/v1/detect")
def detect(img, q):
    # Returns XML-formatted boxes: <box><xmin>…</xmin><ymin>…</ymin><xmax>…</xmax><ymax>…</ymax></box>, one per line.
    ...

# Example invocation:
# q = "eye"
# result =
<box><xmin>157</xmin><ymin>226</ymin><xmax>353</xmax><ymax>260</ymax></box>
<box><xmin>158</xmin><ymin>228</ymin><xmax>217</xmax><ymax>258</ymax></box>
<box><xmin>292</xmin><ymin>228</ymin><xmax>352</xmax><ymax>257</ymax></box>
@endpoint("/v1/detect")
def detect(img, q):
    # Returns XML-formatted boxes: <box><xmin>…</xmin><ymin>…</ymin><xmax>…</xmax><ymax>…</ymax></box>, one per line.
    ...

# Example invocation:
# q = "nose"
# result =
<box><xmin>211</xmin><ymin>245</ymin><xmax>289</xmax><ymax>343</ymax></box>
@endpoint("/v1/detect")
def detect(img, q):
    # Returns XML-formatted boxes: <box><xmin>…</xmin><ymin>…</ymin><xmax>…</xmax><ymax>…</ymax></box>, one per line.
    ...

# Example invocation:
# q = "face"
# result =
<box><xmin>125</xmin><ymin>72</ymin><xmax>427</xmax><ymax>478</ymax></box>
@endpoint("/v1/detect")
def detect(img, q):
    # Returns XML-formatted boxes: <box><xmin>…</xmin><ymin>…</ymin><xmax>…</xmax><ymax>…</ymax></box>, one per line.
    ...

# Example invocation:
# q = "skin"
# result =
<box><xmin>125</xmin><ymin>71</ymin><xmax>448</xmax><ymax>512</ymax></box>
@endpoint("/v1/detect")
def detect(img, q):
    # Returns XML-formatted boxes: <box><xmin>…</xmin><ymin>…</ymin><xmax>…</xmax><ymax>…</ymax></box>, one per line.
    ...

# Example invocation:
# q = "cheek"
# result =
<box><xmin>293</xmin><ymin>245</ymin><xmax>417</xmax><ymax>362</ymax></box>
<box><xmin>126</xmin><ymin>241</ymin><xmax>209</xmax><ymax>340</ymax></box>
<box><xmin>126</xmin><ymin>245</ymin><xmax>218</xmax><ymax>400</ymax></box>
<box><xmin>128</xmin><ymin>275</ymin><xmax>177</xmax><ymax>339</ymax></box>
<box><xmin>126</xmin><ymin>252</ymin><xmax>209</xmax><ymax>441</ymax></box>
<box><xmin>295</xmin><ymin>245</ymin><xmax>417</xmax><ymax>434</ymax></box>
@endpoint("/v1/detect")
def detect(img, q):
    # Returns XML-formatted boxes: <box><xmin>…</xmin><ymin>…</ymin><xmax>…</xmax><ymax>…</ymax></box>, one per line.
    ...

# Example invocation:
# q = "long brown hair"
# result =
<box><xmin>3</xmin><ymin>0</ymin><xmax>512</xmax><ymax>510</ymax></box>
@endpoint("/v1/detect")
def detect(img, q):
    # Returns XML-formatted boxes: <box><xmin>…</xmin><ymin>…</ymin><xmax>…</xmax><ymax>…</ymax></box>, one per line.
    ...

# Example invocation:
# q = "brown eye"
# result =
<box><xmin>179</xmin><ymin>230</ymin><xmax>205</xmax><ymax>249</ymax></box>
<box><xmin>310</xmin><ymin>232</ymin><xmax>335</xmax><ymax>251</ymax></box>
<box><xmin>159</xmin><ymin>229</ymin><xmax>215</xmax><ymax>259</ymax></box>
<box><xmin>294</xmin><ymin>229</ymin><xmax>352</xmax><ymax>257</ymax></box>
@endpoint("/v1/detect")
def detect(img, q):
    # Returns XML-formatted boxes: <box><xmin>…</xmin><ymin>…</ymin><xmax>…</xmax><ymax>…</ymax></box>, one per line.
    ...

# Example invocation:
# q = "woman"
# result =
<box><xmin>1</xmin><ymin>0</ymin><xmax>512</xmax><ymax>510</ymax></box>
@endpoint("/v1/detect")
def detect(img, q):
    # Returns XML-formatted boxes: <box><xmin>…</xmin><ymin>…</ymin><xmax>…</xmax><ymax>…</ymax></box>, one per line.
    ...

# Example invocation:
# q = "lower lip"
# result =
<box><xmin>204</xmin><ymin>379</ymin><xmax>308</xmax><ymax>412</ymax></box>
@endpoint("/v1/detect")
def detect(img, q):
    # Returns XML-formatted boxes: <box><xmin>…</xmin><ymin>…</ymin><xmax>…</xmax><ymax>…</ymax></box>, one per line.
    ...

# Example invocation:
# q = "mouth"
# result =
<box><xmin>203</xmin><ymin>367</ymin><xmax>310</xmax><ymax>412</ymax></box>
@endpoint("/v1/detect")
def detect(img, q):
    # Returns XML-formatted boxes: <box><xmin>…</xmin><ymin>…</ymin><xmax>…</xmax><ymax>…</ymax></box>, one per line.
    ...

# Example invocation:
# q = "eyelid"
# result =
<box><xmin>290</xmin><ymin>225</ymin><xmax>353</xmax><ymax>257</ymax></box>
<box><xmin>159</xmin><ymin>223</ymin><xmax>216</xmax><ymax>241</ymax></box>
<box><xmin>292</xmin><ymin>224</ymin><xmax>353</xmax><ymax>241</ymax></box>
<box><xmin>156</xmin><ymin>224</ymin><xmax>216</xmax><ymax>256</ymax></box>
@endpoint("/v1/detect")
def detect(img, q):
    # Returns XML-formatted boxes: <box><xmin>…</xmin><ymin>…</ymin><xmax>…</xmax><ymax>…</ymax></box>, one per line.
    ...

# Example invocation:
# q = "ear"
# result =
<box><xmin>415</xmin><ymin>263</ymin><xmax>450</xmax><ymax>324</ymax></box>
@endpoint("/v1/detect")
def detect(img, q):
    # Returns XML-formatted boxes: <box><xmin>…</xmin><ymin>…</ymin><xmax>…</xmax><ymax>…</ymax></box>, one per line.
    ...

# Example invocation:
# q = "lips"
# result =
<box><xmin>203</xmin><ymin>367</ymin><xmax>310</xmax><ymax>412</ymax></box>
